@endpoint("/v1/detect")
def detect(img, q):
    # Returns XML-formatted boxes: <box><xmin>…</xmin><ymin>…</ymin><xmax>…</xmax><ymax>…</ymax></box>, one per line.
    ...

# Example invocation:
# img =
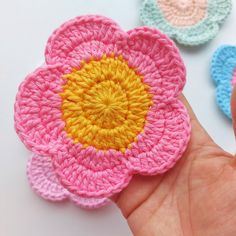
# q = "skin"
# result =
<box><xmin>113</xmin><ymin>87</ymin><xmax>236</xmax><ymax>236</ymax></box>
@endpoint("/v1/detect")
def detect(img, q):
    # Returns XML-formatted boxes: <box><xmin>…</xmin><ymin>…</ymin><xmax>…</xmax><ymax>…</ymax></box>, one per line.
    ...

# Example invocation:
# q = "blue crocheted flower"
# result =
<box><xmin>140</xmin><ymin>0</ymin><xmax>232</xmax><ymax>46</ymax></box>
<box><xmin>211</xmin><ymin>46</ymin><xmax>236</xmax><ymax>119</ymax></box>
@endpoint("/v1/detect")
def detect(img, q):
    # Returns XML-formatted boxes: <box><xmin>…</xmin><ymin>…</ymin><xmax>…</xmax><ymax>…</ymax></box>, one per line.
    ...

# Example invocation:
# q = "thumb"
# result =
<box><xmin>231</xmin><ymin>85</ymin><xmax>236</xmax><ymax>135</ymax></box>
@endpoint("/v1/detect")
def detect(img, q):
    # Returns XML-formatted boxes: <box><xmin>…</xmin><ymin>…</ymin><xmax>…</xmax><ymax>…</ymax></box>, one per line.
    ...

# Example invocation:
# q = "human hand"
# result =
<box><xmin>114</xmin><ymin>88</ymin><xmax>236</xmax><ymax>236</ymax></box>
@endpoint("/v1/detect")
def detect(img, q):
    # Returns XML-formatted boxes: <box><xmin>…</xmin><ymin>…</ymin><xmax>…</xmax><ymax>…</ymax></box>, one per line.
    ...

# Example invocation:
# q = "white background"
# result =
<box><xmin>0</xmin><ymin>1</ymin><xmax>236</xmax><ymax>236</ymax></box>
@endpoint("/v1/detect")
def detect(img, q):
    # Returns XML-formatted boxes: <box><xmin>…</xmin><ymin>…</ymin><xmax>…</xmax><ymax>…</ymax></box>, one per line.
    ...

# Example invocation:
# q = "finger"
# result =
<box><xmin>179</xmin><ymin>94</ymin><xmax>199</xmax><ymax>121</ymax></box>
<box><xmin>231</xmin><ymin>85</ymin><xmax>236</xmax><ymax>136</ymax></box>
<box><xmin>179</xmin><ymin>94</ymin><xmax>213</xmax><ymax>147</ymax></box>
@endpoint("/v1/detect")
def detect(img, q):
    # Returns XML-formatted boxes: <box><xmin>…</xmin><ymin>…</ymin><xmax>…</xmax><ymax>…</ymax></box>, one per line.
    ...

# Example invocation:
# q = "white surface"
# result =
<box><xmin>0</xmin><ymin>1</ymin><xmax>236</xmax><ymax>236</ymax></box>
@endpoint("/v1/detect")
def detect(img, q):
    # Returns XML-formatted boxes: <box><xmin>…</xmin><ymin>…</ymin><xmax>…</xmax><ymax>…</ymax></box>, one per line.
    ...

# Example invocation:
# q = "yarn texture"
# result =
<box><xmin>140</xmin><ymin>0</ymin><xmax>232</xmax><ymax>46</ymax></box>
<box><xmin>211</xmin><ymin>45</ymin><xmax>236</xmax><ymax>119</ymax></box>
<box><xmin>27</xmin><ymin>154</ymin><xmax>109</xmax><ymax>209</ymax></box>
<box><xmin>15</xmin><ymin>15</ymin><xmax>191</xmax><ymax>206</ymax></box>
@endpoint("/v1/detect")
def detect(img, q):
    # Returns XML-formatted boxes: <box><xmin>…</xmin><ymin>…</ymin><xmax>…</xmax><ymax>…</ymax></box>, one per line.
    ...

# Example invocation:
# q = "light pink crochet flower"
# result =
<box><xmin>15</xmin><ymin>15</ymin><xmax>191</xmax><ymax>203</ymax></box>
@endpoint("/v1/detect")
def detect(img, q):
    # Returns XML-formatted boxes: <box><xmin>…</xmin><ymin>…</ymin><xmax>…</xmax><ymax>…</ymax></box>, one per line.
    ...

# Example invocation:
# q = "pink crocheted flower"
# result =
<box><xmin>15</xmin><ymin>15</ymin><xmax>191</xmax><ymax>203</ymax></box>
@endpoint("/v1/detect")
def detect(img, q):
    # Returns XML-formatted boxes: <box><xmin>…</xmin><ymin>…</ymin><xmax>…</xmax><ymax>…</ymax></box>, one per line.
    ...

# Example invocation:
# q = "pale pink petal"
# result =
<box><xmin>45</xmin><ymin>15</ymin><xmax>126</xmax><ymax>64</ymax></box>
<box><xmin>126</xmin><ymin>100</ymin><xmax>191</xmax><ymax>175</ymax></box>
<box><xmin>123</xmin><ymin>27</ymin><xmax>186</xmax><ymax>100</ymax></box>
<box><xmin>15</xmin><ymin>65</ymin><xmax>66</xmax><ymax>156</ymax></box>
<box><xmin>27</xmin><ymin>154</ymin><xmax>68</xmax><ymax>201</ymax></box>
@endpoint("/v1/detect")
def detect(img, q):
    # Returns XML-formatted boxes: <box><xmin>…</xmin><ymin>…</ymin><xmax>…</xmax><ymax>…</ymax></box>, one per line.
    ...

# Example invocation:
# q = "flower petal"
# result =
<box><xmin>175</xmin><ymin>23</ymin><xmax>219</xmax><ymax>46</ymax></box>
<box><xmin>126</xmin><ymin>100</ymin><xmax>191</xmax><ymax>175</ymax></box>
<box><xmin>208</xmin><ymin>0</ymin><xmax>232</xmax><ymax>23</ymax></box>
<box><xmin>45</xmin><ymin>15</ymin><xmax>125</xmax><ymax>64</ymax></box>
<box><xmin>15</xmin><ymin>65</ymin><xmax>65</xmax><ymax>156</ymax></box>
<box><xmin>211</xmin><ymin>45</ymin><xmax>236</xmax><ymax>85</ymax></box>
<box><xmin>51</xmin><ymin>145</ymin><xmax>132</xmax><ymax>198</ymax></box>
<box><xmin>27</xmin><ymin>154</ymin><xmax>69</xmax><ymax>201</ymax></box>
<box><xmin>124</xmin><ymin>27</ymin><xmax>186</xmax><ymax>100</ymax></box>
<box><xmin>27</xmin><ymin>154</ymin><xmax>109</xmax><ymax>209</ymax></box>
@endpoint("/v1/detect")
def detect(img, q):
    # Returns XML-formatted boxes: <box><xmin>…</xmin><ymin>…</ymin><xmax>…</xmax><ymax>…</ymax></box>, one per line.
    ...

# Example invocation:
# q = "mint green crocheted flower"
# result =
<box><xmin>140</xmin><ymin>0</ymin><xmax>232</xmax><ymax>46</ymax></box>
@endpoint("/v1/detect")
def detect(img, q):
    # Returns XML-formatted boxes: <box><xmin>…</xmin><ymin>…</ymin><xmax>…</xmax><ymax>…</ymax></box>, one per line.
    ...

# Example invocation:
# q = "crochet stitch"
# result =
<box><xmin>140</xmin><ymin>0</ymin><xmax>232</xmax><ymax>46</ymax></box>
<box><xmin>27</xmin><ymin>154</ymin><xmax>109</xmax><ymax>209</ymax></box>
<box><xmin>15</xmin><ymin>15</ymin><xmax>191</xmax><ymax>203</ymax></box>
<box><xmin>211</xmin><ymin>45</ymin><xmax>236</xmax><ymax>119</ymax></box>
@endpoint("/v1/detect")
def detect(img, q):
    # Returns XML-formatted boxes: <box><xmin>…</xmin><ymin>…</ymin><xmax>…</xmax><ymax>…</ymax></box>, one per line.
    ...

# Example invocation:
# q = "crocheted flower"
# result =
<box><xmin>15</xmin><ymin>15</ymin><xmax>191</xmax><ymax>202</ymax></box>
<box><xmin>211</xmin><ymin>45</ymin><xmax>236</xmax><ymax>119</ymax></box>
<box><xmin>140</xmin><ymin>0</ymin><xmax>232</xmax><ymax>46</ymax></box>
<box><xmin>27</xmin><ymin>154</ymin><xmax>109</xmax><ymax>209</ymax></box>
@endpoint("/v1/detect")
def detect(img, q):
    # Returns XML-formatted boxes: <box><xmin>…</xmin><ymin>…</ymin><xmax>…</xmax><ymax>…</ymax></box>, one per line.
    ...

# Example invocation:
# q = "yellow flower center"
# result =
<box><xmin>60</xmin><ymin>55</ymin><xmax>152</xmax><ymax>152</ymax></box>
